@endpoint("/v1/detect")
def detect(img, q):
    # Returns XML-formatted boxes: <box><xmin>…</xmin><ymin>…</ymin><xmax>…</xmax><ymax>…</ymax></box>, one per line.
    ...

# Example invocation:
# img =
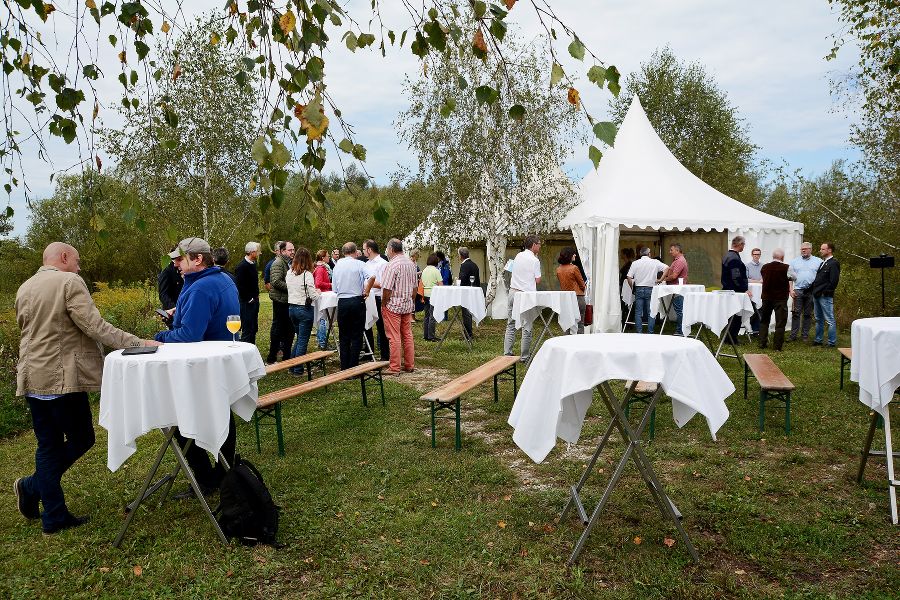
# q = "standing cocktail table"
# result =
<box><xmin>100</xmin><ymin>341</ymin><xmax>266</xmax><ymax>546</ymax></box>
<box><xmin>430</xmin><ymin>285</ymin><xmax>487</xmax><ymax>350</ymax></box>
<box><xmin>508</xmin><ymin>333</ymin><xmax>733</xmax><ymax>564</ymax></box>
<box><xmin>511</xmin><ymin>290</ymin><xmax>581</xmax><ymax>367</ymax></box>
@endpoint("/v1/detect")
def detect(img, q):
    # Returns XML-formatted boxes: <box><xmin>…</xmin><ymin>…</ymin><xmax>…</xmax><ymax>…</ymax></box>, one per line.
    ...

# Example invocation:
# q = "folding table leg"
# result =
<box><xmin>435</xmin><ymin>307</ymin><xmax>461</xmax><ymax>351</ymax></box>
<box><xmin>525</xmin><ymin>310</ymin><xmax>554</xmax><ymax>369</ymax></box>
<box><xmin>115</xmin><ymin>429</ymin><xmax>176</xmax><ymax>547</ymax></box>
<box><xmin>622</xmin><ymin>304</ymin><xmax>634</xmax><ymax>333</ymax></box>
<box><xmin>882</xmin><ymin>406</ymin><xmax>898</xmax><ymax>524</ymax></box>
<box><xmin>166</xmin><ymin>432</ymin><xmax>229</xmax><ymax>544</ymax></box>
<box><xmin>858</xmin><ymin>412</ymin><xmax>880</xmax><ymax>483</ymax></box>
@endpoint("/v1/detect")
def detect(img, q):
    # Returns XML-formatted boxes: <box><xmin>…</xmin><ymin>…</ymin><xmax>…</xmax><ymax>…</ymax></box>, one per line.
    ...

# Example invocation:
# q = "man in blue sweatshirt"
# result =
<box><xmin>155</xmin><ymin>237</ymin><xmax>241</xmax><ymax>496</ymax></box>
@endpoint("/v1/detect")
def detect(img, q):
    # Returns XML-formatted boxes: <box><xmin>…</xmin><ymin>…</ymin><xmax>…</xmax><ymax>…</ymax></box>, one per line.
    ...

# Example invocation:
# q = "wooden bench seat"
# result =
<box><xmin>254</xmin><ymin>360</ymin><xmax>390</xmax><ymax>456</ymax></box>
<box><xmin>264</xmin><ymin>350</ymin><xmax>335</xmax><ymax>378</ymax></box>
<box><xmin>421</xmin><ymin>355</ymin><xmax>520</xmax><ymax>450</ymax></box>
<box><xmin>623</xmin><ymin>381</ymin><xmax>660</xmax><ymax>440</ymax></box>
<box><xmin>744</xmin><ymin>354</ymin><xmax>795</xmax><ymax>434</ymax></box>
<box><xmin>838</xmin><ymin>347</ymin><xmax>852</xmax><ymax>390</ymax></box>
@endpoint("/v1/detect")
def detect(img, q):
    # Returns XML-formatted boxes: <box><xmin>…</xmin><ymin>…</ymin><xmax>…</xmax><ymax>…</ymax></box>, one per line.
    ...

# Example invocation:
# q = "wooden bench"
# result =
<box><xmin>744</xmin><ymin>354</ymin><xmax>795</xmax><ymax>434</ymax></box>
<box><xmin>838</xmin><ymin>347</ymin><xmax>852</xmax><ymax>390</ymax></box>
<box><xmin>421</xmin><ymin>355</ymin><xmax>520</xmax><ymax>451</ymax></box>
<box><xmin>254</xmin><ymin>360</ymin><xmax>390</xmax><ymax>456</ymax></box>
<box><xmin>264</xmin><ymin>350</ymin><xmax>335</xmax><ymax>379</ymax></box>
<box><xmin>624</xmin><ymin>381</ymin><xmax>660</xmax><ymax>441</ymax></box>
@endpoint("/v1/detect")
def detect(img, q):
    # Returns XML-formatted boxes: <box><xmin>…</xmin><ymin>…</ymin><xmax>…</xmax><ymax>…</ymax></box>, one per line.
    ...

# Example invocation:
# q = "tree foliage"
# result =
<box><xmin>609</xmin><ymin>47</ymin><xmax>761</xmax><ymax>204</ymax></box>
<box><xmin>1</xmin><ymin>0</ymin><xmax>621</xmax><ymax>232</ymax></box>
<box><xmin>397</xmin><ymin>4</ymin><xmax>584</xmax><ymax>303</ymax></box>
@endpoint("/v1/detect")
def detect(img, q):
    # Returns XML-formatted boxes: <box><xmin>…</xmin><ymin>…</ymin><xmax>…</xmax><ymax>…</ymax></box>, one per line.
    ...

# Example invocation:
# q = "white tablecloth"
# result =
<box><xmin>512</xmin><ymin>290</ymin><xmax>581</xmax><ymax>333</ymax></box>
<box><xmin>99</xmin><ymin>341</ymin><xmax>266</xmax><ymax>472</ymax></box>
<box><xmin>851</xmin><ymin>317</ymin><xmax>900</xmax><ymax>414</ymax></box>
<box><xmin>315</xmin><ymin>291</ymin><xmax>379</xmax><ymax>330</ymax></box>
<box><xmin>681</xmin><ymin>291</ymin><xmax>755</xmax><ymax>337</ymax></box>
<box><xmin>649</xmin><ymin>284</ymin><xmax>706</xmax><ymax>319</ymax></box>
<box><xmin>748</xmin><ymin>283</ymin><xmax>763</xmax><ymax>309</ymax></box>
<box><xmin>430</xmin><ymin>285</ymin><xmax>487</xmax><ymax>325</ymax></box>
<box><xmin>621</xmin><ymin>280</ymin><xmax>633</xmax><ymax>307</ymax></box>
<box><xmin>508</xmin><ymin>334</ymin><xmax>733</xmax><ymax>463</ymax></box>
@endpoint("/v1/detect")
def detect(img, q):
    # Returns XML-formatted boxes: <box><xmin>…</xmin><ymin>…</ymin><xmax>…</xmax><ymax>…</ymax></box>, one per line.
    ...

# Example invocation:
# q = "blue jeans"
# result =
<box><xmin>814</xmin><ymin>295</ymin><xmax>837</xmax><ymax>345</ymax></box>
<box><xmin>289</xmin><ymin>304</ymin><xmax>315</xmax><ymax>372</ymax></box>
<box><xmin>316</xmin><ymin>316</ymin><xmax>328</xmax><ymax>349</ymax></box>
<box><xmin>21</xmin><ymin>393</ymin><xmax>95</xmax><ymax>531</ymax></box>
<box><xmin>672</xmin><ymin>294</ymin><xmax>684</xmax><ymax>335</ymax></box>
<box><xmin>633</xmin><ymin>286</ymin><xmax>655</xmax><ymax>333</ymax></box>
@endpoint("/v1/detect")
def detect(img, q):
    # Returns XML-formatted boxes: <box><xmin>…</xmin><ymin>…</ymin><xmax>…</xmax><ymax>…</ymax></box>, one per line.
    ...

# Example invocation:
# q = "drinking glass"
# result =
<box><xmin>226</xmin><ymin>315</ymin><xmax>241</xmax><ymax>346</ymax></box>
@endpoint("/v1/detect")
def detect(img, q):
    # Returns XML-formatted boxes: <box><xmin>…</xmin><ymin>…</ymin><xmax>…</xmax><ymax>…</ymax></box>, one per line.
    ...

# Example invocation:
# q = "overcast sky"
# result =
<box><xmin>4</xmin><ymin>0</ymin><xmax>859</xmax><ymax>236</ymax></box>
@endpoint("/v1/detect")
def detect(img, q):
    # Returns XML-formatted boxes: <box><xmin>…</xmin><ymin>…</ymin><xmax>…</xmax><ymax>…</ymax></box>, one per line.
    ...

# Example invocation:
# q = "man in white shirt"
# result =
<box><xmin>332</xmin><ymin>242</ymin><xmax>369</xmax><ymax>369</ymax></box>
<box><xmin>626</xmin><ymin>247</ymin><xmax>666</xmax><ymax>333</ymax></box>
<box><xmin>504</xmin><ymin>235</ymin><xmax>542</xmax><ymax>362</ymax></box>
<box><xmin>362</xmin><ymin>239</ymin><xmax>389</xmax><ymax>361</ymax></box>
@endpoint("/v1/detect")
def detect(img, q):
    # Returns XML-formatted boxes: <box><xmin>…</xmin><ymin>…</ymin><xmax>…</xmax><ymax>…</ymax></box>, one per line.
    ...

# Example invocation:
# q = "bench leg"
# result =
<box><xmin>431</xmin><ymin>401</ymin><xmax>436</xmax><ymax>449</ymax></box>
<box><xmin>744</xmin><ymin>362</ymin><xmax>749</xmax><ymax>399</ymax></box>
<box><xmin>360</xmin><ymin>374</ymin><xmax>368</xmax><ymax>407</ymax></box>
<box><xmin>254</xmin><ymin>410</ymin><xmax>261</xmax><ymax>453</ymax></box>
<box><xmin>494</xmin><ymin>373</ymin><xmax>499</xmax><ymax>404</ymax></box>
<box><xmin>320</xmin><ymin>357</ymin><xmax>327</xmax><ymax>378</ymax></box>
<box><xmin>455</xmin><ymin>398</ymin><xmax>461</xmax><ymax>451</ymax></box>
<box><xmin>513</xmin><ymin>362</ymin><xmax>518</xmax><ymax>397</ymax></box>
<box><xmin>378</xmin><ymin>370</ymin><xmax>385</xmax><ymax>406</ymax></box>
<box><xmin>275</xmin><ymin>402</ymin><xmax>285</xmax><ymax>457</ymax></box>
<box><xmin>785</xmin><ymin>392</ymin><xmax>791</xmax><ymax>436</ymax></box>
<box><xmin>759</xmin><ymin>389</ymin><xmax>767</xmax><ymax>432</ymax></box>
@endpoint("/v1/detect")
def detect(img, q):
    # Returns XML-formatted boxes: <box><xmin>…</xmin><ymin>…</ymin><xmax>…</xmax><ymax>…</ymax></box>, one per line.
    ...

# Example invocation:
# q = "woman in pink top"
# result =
<box><xmin>314</xmin><ymin>249</ymin><xmax>332</xmax><ymax>348</ymax></box>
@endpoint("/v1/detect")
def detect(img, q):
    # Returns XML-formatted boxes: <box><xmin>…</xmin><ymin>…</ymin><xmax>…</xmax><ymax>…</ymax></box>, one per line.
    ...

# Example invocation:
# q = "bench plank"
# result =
<box><xmin>838</xmin><ymin>347</ymin><xmax>852</xmax><ymax>360</ymax></box>
<box><xmin>744</xmin><ymin>354</ymin><xmax>795</xmax><ymax>391</ymax></box>
<box><xmin>259</xmin><ymin>360</ymin><xmax>389</xmax><ymax>408</ymax></box>
<box><xmin>421</xmin><ymin>355</ymin><xmax>520</xmax><ymax>402</ymax></box>
<box><xmin>265</xmin><ymin>350</ymin><xmax>335</xmax><ymax>375</ymax></box>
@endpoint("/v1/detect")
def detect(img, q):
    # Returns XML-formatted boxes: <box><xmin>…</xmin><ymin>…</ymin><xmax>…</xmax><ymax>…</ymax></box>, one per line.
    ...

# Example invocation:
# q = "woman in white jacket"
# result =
<box><xmin>286</xmin><ymin>247</ymin><xmax>321</xmax><ymax>375</ymax></box>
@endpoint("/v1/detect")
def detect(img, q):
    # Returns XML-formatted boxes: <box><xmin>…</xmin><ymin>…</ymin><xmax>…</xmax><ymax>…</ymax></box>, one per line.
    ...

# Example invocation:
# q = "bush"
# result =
<box><xmin>92</xmin><ymin>281</ymin><xmax>161</xmax><ymax>340</ymax></box>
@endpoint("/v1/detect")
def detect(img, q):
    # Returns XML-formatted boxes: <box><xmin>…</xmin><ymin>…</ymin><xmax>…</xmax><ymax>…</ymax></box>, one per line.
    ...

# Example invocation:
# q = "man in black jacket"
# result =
<box><xmin>157</xmin><ymin>249</ymin><xmax>183</xmax><ymax>310</ymax></box>
<box><xmin>721</xmin><ymin>235</ymin><xmax>750</xmax><ymax>344</ymax></box>
<box><xmin>234</xmin><ymin>242</ymin><xmax>261</xmax><ymax>344</ymax></box>
<box><xmin>457</xmin><ymin>246</ymin><xmax>480</xmax><ymax>340</ymax></box>
<box><xmin>811</xmin><ymin>242</ymin><xmax>840</xmax><ymax>347</ymax></box>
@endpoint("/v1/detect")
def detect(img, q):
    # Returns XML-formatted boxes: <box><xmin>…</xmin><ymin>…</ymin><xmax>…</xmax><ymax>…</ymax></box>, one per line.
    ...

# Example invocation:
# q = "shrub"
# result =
<box><xmin>92</xmin><ymin>281</ymin><xmax>161</xmax><ymax>340</ymax></box>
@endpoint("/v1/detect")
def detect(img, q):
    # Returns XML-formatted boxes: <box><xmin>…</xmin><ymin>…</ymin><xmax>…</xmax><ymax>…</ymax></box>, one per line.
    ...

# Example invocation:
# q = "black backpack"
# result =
<box><xmin>216</xmin><ymin>455</ymin><xmax>280</xmax><ymax>546</ymax></box>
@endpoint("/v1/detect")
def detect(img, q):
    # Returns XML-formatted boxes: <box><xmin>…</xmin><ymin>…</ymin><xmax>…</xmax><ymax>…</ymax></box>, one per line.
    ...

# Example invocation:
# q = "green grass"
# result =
<box><xmin>0</xmin><ymin>301</ymin><xmax>897</xmax><ymax>599</ymax></box>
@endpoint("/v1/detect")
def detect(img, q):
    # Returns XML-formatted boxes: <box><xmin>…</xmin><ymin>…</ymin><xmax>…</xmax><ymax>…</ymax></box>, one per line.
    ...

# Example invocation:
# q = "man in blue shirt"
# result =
<box><xmin>155</xmin><ymin>237</ymin><xmax>241</xmax><ymax>496</ymax></box>
<box><xmin>332</xmin><ymin>242</ymin><xmax>369</xmax><ymax>369</ymax></box>
<box><xmin>787</xmin><ymin>241</ymin><xmax>822</xmax><ymax>342</ymax></box>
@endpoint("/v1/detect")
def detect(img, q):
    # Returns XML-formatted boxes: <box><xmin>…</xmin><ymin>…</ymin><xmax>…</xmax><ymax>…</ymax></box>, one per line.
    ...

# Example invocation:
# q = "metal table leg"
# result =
<box><xmin>524</xmin><ymin>309</ymin><xmax>557</xmax><ymax>369</ymax></box>
<box><xmin>657</xmin><ymin>295</ymin><xmax>673</xmax><ymax>335</ymax></box>
<box><xmin>563</xmin><ymin>382</ymin><xmax>699</xmax><ymax>565</ymax></box>
<box><xmin>714</xmin><ymin>315</ymin><xmax>744</xmax><ymax>366</ymax></box>
<box><xmin>883</xmin><ymin>406</ymin><xmax>898</xmax><ymax>524</ymax></box>
<box><xmin>436</xmin><ymin>307</ymin><xmax>472</xmax><ymax>351</ymax></box>
<box><xmin>622</xmin><ymin>303</ymin><xmax>634</xmax><ymax>333</ymax></box>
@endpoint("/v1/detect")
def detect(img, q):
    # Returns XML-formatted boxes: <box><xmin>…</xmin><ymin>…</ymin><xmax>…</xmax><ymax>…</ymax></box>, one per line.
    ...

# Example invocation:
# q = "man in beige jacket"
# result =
<box><xmin>14</xmin><ymin>242</ymin><xmax>159</xmax><ymax>535</ymax></box>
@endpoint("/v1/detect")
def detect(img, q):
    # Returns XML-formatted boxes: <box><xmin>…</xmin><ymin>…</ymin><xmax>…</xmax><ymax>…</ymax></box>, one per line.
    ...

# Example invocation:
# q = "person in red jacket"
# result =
<box><xmin>313</xmin><ymin>249</ymin><xmax>332</xmax><ymax>349</ymax></box>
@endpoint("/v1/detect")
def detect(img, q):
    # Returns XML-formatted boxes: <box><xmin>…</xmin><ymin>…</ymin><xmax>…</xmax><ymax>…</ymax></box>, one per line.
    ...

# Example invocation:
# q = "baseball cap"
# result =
<box><xmin>169</xmin><ymin>237</ymin><xmax>211</xmax><ymax>258</ymax></box>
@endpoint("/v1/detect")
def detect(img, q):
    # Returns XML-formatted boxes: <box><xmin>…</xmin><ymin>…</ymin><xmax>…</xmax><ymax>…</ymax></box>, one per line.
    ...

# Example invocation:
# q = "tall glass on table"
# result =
<box><xmin>226</xmin><ymin>315</ymin><xmax>241</xmax><ymax>346</ymax></box>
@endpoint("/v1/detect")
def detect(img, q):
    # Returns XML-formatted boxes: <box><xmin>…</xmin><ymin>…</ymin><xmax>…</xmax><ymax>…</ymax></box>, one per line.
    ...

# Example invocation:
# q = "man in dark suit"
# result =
<box><xmin>758</xmin><ymin>249</ymin><xmax>790</xmax><ymax>351</ymax></box>
<box><xmin>157</xmin><ymin>247</ymin><xmax>183</xmax><ymax>310</ymax></box>
<box><xmin>811</xmin><ymin>242</ymin><xmax>840</xmax><ymax>347</ymax></box>
<box><xmin>234</xmin><ymin>242</ymin><xmax>261</xmax><ymax>344</ymax></box>
<box><xmin>457</xmin><ymin>246</ymin><xmax>480</xmax><ymax>340</ymax></box>
<box><xmin>721</xmin><ymin>235</ymin><xmax>750</xmax><ymax>344</ymax></box>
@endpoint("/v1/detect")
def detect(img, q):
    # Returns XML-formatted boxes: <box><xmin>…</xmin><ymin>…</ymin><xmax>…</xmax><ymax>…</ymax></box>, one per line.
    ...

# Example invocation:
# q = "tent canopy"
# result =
<box><xmin>560</xmin><ymin>96</ymin><xmax>802</xmax><ymax>234</ymax></box>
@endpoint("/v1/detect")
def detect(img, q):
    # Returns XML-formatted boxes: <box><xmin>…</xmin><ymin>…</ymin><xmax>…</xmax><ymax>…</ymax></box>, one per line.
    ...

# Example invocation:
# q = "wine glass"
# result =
<box><xmin>226</xmin><ymin>315</ymin><xmax>241</xmax><ymax>346</ymax></box>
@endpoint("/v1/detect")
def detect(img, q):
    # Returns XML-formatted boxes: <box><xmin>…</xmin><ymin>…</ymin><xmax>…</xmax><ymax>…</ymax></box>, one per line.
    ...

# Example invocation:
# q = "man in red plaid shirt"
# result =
<box><xmin>380</xmin><ymin>238</ymin><xmax>418</xmax><ymax>373</ymax></box>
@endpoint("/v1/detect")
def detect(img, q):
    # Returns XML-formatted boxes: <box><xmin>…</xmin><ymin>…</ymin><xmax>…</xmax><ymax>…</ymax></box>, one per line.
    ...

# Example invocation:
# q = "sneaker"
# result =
<box><xmin>42</xmin><ymin>514</ymin><xmax>90</xmax><ymax>536</ymax></box>
<box><xmin>812</xmin><ymin>341</ymin><xmax>823</xmax><ymax>346</ymax></box>
<box><xmin>13</xmin><ymin>478</ymin><xmax>39</xmax><ymax>520</ymax></box>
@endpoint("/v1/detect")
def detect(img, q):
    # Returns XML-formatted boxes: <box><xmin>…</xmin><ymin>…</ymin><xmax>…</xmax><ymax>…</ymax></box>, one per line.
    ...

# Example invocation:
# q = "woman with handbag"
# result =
<box><xmin>286</xmin><ymin>247</ymin><xmax>321</xmax><ymax>375</ymax></box>
<box><xmin>556</xmin><ymin>247</ymin><xmax>587</xmax><ymax>334</ymax></box>
<box><xmin>421</xmin><ymin>253</ymin><xmax>443</xmax><ymax>341</ymax></box>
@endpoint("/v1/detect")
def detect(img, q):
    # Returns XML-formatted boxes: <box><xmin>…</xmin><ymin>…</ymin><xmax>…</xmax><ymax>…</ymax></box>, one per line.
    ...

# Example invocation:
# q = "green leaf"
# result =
<box><xmin>410</xmin><ymin>32</ymin><xmax>428</xmax><ymax>58</ymax></box>
<box><xmin>251</xmin><ymin>136</ymin><xmax>269</xmax><ymax>165</ymax></box>
<box><xmin>458</xmin><ymin>75</ymin><xmax>468</xmax><ymax>90</ymax></box>
<box><xmin>439</xmin><ymin>98</ymin><xmax>456</xmax><ymax>117</ymax></box>
<box><xmin>306</xmin><ymin>56</ymin><xmax>324</xmax><ymax>82</ymax></box>
<box><xmin>473</xmin><ymin>1</ymin><xmax>487</xmax><ymax>18</ymax></box>
<box><xmin>550</xmin><ymin>62</ymin><xmax>564</xmax><ymax>86</ymax></box>
<box><xmin>593</xmin><ymin>122</ymin><xmax>617</xmax><ymax>147</ymax></box>
<box><xmin>587</xmin><ymin>65</ymin><xmax>606</xmax><ymax>87</ymax></box>
<box><xmin>508</xmin><ymin>104</ymin><xmax>525</xmax><ymax>120</ymax></box>
<box><xmin>270</xmin><ymin>140</ymin><xmax>291</xmax><ymax>168</ymax></box>
<box><xmin>344</xmin><ymin>31</ymin><xmax>358</xmax><ymax>52</ymax></box>
<box><xmin>357</xmin><ymin>33</ymin><xmax>376</xmax><ymax>48</ymax></box>
<box><xmin>474</xmin><ymin>85</ymin><xmax>499</xmax><ymax>105</ymax></box>
<box><xmin>568</xmin><ymin>38</ymin><xmax>585</xmax><ymax>61</ymax></box>
<box><xmin>606</xmin><ymin>65</ymin><xmax>621</xmax><ymax>97</ymax></box>
<box><xmin>338</xmin><ymin>138</ymin><xmax>354</xmax><ymax>153</ymax></box>
<box><xmin>55</xmin><ymin>88</ymin><xmax>85</xmax><ymax>111</ymax></box>
<box><xmin>108</xmin><ymin>34</ymin><xmax>117</xmax><ymax>47</ymax></box>
<box><xmin>489</xmin><ymin>18</ymin><xmax>506</xmax><ymax>42</ymax></box>
<box><xmin>134</xmin><ymin>40</ymin><xmax>150</xmax><ymax>61</ymax></box>
<box><xmin>82</xmin><ymin>64</ymin><xmax>100</xmax><ymax>80</ymax></box>
<box><xmin>159</xmin><ymin>254</ymin><xmax>171</xmax><ymax>270</ymax></box>
<box><xmin>271</xmin><ymin>188</ymin><xmax>285</xmax><ymax>209</ymax></box>
<box><xmin>588</xmin><ymin>145</ymin><xmax>602</xmax><ymax>169</ymax></box>
<box><xmin>162</xmin><ymin>105</ymin><xmax>178</xmax><ymax>128</ymax></box>
<box><xmin>351</xmin><ymin>143</ymin><xmax>366</xmax><ymax>161</ymax></box>
<box><xmin>373</xmin><ymin>205</ymin><xmax>389</xmax><ymax>224</ymax></box>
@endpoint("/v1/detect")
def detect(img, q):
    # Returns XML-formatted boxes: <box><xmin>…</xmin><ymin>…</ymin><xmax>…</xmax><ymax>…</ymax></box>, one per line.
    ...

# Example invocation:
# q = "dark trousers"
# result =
<box><xmin>365</xmin><ymin>295</ymin><xmax>390</xmax><ymax>361</ymax></box>
<box><xmin>22</xmin><ymin>393</ymin><xmax>95</xmax><ymax>531</ymax></box>
<box><xmin>423</xmin><ymin>297</ymin><xmax>437</xmax><ymax>340</ymax></box>
<box><xmin>790</xmin><ymin>288</ymin><xmax>814</xmax><ymax>341</ymax></box>
<box><xmin>174</xmin><ymin>412</ymin><xmax>236</xmax><ymax>490</ymax></box>
<box><xmin>337</xmin><ymin>296</ymin><xmax>365</xmax><ymax>370</ymax></box>
<box><xmin>462</xmin><ymin>308</ymin><xmax>474</xmax><ymax>339</ymax></box>
<box><xmin>240</xmin><ymin>299</ymin><xmax>260</xmax><ymax>344</ymax></box>
<box><xmin>759</xmin><ymin>298</ymin><xmax>788</xmax><ymax>351</ymax></box>
<box><xmin>267</xmin><ymin>299</ymin><xmax>294</xmax><ymax>363</ymax></box>
<box><xmin>727</xmin><ymin>313</ymin><xmax>742</xmax><ymax>344</ymax></box>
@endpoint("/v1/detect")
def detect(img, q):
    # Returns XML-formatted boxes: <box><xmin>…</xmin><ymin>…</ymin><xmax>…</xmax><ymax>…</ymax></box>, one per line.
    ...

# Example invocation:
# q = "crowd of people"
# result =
<box><xmin>620</xmin><ymin>236</ymin><xmax>841</xmax><ymax>349</ymax></box>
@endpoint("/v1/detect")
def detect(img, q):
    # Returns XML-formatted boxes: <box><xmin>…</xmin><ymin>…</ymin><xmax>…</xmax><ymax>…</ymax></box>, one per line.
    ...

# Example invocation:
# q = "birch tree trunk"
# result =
<box><xmin>484</xmin><ymin>231</ymin><xmax>508</xmax><ymax>311</ymax></box>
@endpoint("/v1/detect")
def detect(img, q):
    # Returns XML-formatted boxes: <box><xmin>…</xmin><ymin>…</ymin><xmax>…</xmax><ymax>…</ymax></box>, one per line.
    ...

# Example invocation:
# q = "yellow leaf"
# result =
<box><xmin>172</xmin><ymin>62</ymin><xmax>182</xmax><ymax>82</ymax></box>
<box><xmin>567</xmin><ymin>87</ymin><xmax>580</xmax><ymax>107</ymax></box>
<box><xmin>279</xmin><ymin>10</ymin><xmax>297</xmax><ymax>36</ymax></box>
<box><xmin>419</xmin><ymin>559</ymin><xmax>430</xmax><ymax>565</ymax></box>
<box><xmin>118</xmin><ymin>50</ymin><xmax>127</xmax><ymax>63</ymax></box>
<box><xmin>85</xmin><ymin>0</ymin><xmax>96</xmax><ymax>8</ymax></box>
<box><xmin>45</xmin><ymin>4</ymin><xmax>56</xmax><ymax>16</ymax></box>
<box><xmin>133</xmin><ymin>565</ymin><xmax>143</xmax><ymax>576</ymax></box>
<box><xmin>504</xmin><ymin>0</ymin><xmax>517</xmax><ymax>9</ymax></box>
<box><xmin>21</xmin><ymin>53</ymin><xmax>30</xmax><ymax>66</ymax></box>
<box><xmin>210</xmin><ymin>32</ymin><xmax>220</xmax><ymax>46</ymax></box>
<box><xmin>503</xmin><ymin>495</ymin><xmax>511</xmax><ymax>502</ymax></box>
<box><xmin>98</xmin><ymin>566</ymin><xmax>110</xmax><ymax>573</ymax></box>
<box><xmin>497</xmin><ymin>520</ymin><xmax>506</xmax><ymax>529</ymax></box>
<box><xmin>663</xmin><ymin>537</ymin><xmax>676</xmax><ymax>548</ymax></box>
<box><xmin>161</xmin><ymin>21</ymin><xmax>170</xmax><ymax>34</ymax></box>
<box><xmin>305</xmin><ymin>115</ymin><xmax>328</xmax><ymax>142</ymax></box>
<box><xmin>430</xmin><ymin>501</ymin><xmax>438</xmax><ymax>507</ymax></box>
<box><xmin>633</xmin><ymin>536</ymin><xmax>642</xmax><ymax>545</ymax></box>
<box><xmin>734</xmin><ymin>569</ymin><xmax>746</xmax><ymax>575</ymax></box>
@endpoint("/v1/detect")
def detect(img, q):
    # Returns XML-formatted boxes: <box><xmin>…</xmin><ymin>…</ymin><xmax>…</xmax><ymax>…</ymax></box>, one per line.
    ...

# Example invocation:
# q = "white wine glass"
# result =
<box><xmin>226</xmin><ymin>315</ymin><xmax>241</xmax><ymax>346</ymax></box>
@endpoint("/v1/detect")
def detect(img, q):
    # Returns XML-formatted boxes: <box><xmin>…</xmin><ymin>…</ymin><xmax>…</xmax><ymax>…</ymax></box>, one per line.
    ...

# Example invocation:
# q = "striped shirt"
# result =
<box><xmin>381</xmin><ymin>254</ymin><xmax>417</xmax><ymax>314</ymax></box>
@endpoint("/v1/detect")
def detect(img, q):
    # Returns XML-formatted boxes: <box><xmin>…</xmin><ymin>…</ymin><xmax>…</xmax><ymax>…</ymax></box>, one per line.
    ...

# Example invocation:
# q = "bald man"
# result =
<box><xmin>14</xmin><ymin>242</ymin><xmax>159</xmax><ymax>535</ymax></box>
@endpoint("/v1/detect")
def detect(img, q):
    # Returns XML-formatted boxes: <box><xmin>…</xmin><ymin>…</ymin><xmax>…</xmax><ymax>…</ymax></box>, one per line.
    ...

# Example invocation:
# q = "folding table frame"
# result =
<box><xmin>114</xmin><ymin>427</ymin><xmax>229</xmax><ymax>547</ymax></box>
<box><xmin>321</xmin><ymin>306</ymin><xmax>376</xmax><ymax>362</ymax></box>
<box><xmin>856</xmin><ymin>404</ymin><xmax>899</xmax><ymax>524</ymax></box>
<box><xmin>693</xmin><ymin>314</ymin><xmax>743</xmax><ymax>366</ymax></box>
<box><xmin>435</xmin><ymin>306</ymin><xmax>473</xmax><ymax>350</ymax></box>
<box><xmin>560</xmin><ymin>381</ymin><xmax>699</xmax><ymax>565</ymax></box>
<box><xmin>524</xmin><ymin>307</ymin><xmax>571</xmax><ymax>369</ymax></box>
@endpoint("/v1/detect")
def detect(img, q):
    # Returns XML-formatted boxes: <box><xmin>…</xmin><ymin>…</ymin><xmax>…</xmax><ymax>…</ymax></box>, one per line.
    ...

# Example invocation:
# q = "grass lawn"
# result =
<box><xmin>0</xmin><ymin>299</ymin><xmax>897</xmax><ymax>599</ymax></box>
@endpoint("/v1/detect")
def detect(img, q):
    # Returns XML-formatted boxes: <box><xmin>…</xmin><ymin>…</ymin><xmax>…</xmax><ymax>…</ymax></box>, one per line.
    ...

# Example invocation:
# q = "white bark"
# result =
<box><xmin>484</xmin><ymin>231</ymin><xmax>508</xmax><ymax>309</ymax></box>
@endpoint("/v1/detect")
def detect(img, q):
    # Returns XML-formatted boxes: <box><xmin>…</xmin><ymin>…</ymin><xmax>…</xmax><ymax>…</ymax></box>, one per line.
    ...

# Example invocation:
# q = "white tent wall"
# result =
<box><xmin>574</xmin><ymin>222</ymin><xmax>621</xmax><ymax>332</ymax></box>
<box><xmin>729</xmin><ymin>228</ymin><xmax>803</xmax><ymax>268</ymax></box>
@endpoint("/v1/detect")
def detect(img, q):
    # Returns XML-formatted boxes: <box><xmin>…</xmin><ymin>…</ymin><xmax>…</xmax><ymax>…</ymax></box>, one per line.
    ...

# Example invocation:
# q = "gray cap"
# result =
<box><xmin>169</xmin><ymin>237</ymin><xmax>211</xmax><ymax>258</ymax></box>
